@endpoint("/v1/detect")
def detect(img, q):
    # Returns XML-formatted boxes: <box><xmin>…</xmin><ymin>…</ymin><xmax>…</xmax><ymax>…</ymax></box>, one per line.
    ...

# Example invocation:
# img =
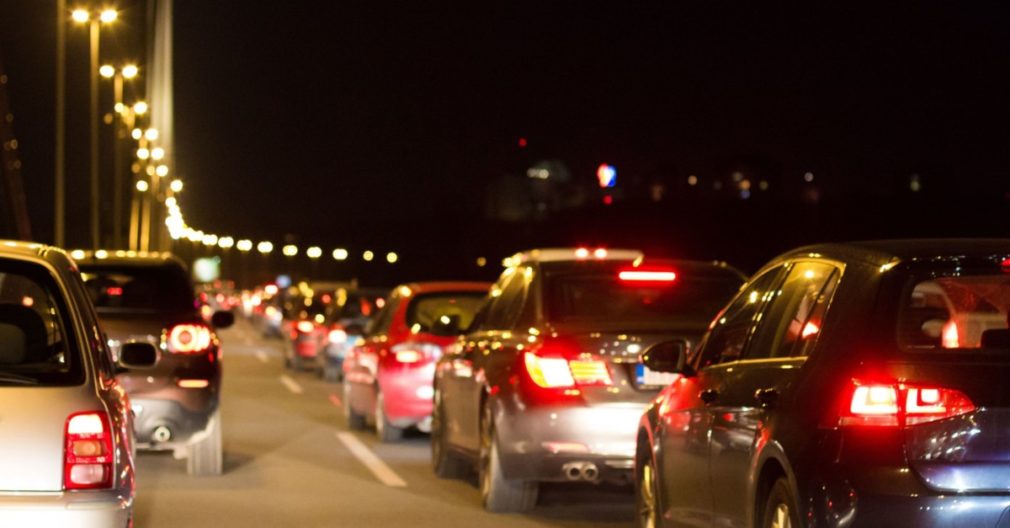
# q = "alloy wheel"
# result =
<box><xmin>638</xmin><ymin>462</ymin><xmax>658</xmax><ymax>528</ymax></box>
<box><xmin>770</xmin><ymin>503</ymin><xmax>792</xmax><ymax>528</ymax></box>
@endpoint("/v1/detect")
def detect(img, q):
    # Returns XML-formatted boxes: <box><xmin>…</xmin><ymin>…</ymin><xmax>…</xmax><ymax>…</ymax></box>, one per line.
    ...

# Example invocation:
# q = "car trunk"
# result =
<box><xmin>0</xmin><ymin>385</ymin><xmax>103</xmax><ymax>491</ymax></box>
<box><xmin>563</xmin><ymin>330</ymin><xmax>705</xmax><ymax>406</ymax></box>
<box><xmin>98</xmin><ymin>312</ymin><xmax>182</xmax><ymax>395</ymax></box>
<box><xmin>888</xmin><ymin>351</ymin><xmax>1010</xmax><ymax>493</ymax></box>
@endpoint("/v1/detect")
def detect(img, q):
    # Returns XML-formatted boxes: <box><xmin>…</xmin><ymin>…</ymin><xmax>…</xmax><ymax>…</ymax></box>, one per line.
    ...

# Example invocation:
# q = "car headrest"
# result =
<box><xmin>980</xmin><ymin>328</ymin><xmax>1010</xmax><ymax>349</ymax></box>
<box><xmin>0</xmin><ymin>304</ymin><xmax>48</xmax><ymax>364</ymax></box>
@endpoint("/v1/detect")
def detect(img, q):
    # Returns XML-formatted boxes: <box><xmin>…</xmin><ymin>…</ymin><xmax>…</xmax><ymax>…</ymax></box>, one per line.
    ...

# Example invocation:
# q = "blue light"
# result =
<box><xmin>597</xmin><ymin>164</ymin><xmax>617</xmax><ymax>188</ymax></box>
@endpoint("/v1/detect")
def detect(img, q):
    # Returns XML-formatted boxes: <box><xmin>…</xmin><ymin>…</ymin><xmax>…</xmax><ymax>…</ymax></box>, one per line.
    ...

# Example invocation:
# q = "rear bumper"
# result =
<box><xmin>378</xmin><ymin>363</ymin><xmax>436</xmax><ymax>426</ymax></box>
<box><xmin>811</xmin><ymin>490</ymin><xmax>1010</xmax><ymax>527</ymax></box>
<box><xmin>0</xmin><ymin>489</ymin><xmax>130</xmax><ymax>528</ymax></box>
<box><xmin>495</xmin><ymin>402</ymin><xmax>643</xmax><ymax>484</ymax></box>
<box><xmin>132</xmin><ymin>395</ymin><xmax>216</xmax><ymax>447</ymax></box>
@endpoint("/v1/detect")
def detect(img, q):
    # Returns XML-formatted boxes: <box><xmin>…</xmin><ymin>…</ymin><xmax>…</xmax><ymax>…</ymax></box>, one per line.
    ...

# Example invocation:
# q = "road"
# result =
<box><xmin>132</xmin><ymin>318</ymin><xmax>636</xmax><ymax>527</ymax></box>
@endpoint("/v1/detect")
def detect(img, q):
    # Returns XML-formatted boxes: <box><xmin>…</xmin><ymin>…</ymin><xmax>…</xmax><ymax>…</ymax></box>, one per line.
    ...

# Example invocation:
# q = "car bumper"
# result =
<box><xmin>494</xmin><ymin>401</ymin><xmax>644</xmax><ymax>484</ymax></box>
<box><xmin>132</xmin><ymin>396</ymin><xmax>216</xmax><ymax>447</ymax></box>
<box><xmin>0</xmin><ymin>490</ymin><xmax>131</xmax><ymax>528</ymax></box>
<box><xmin>379</xmin><ymin>364</ymin><xmax>436</xmax><ymax>426</ymax></box>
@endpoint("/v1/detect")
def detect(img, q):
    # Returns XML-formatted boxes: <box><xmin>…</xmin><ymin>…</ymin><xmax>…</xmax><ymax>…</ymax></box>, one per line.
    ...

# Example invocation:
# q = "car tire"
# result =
<box><xmin>479</xmin><ymin>404</ymin><xmax>537</xmax><ymax>513</ymax></box>
<box><xmin>187</xmin><ymin>409</ymin><xmax>223</xmax><ymax>477</ymax></box>
<box><xmin>761</xmin><ymin>477</ymin><xmax>800</xmax><ymax>528</ymax></box>
<box><xmin>432</xmin><ymin>392</ymin><xmax>468</xmax><ymax>479</ymax></box>
<box><xmin>636</xmin><ymin>445</ymin><xmax>661</xmax><ymax>528</ymax></box>
<box><xmin>344</xmin><ymin>382</ymin><xmax>367</xmax><ymax>430</ymax></box>
<box><xmin>375</xmin><ymin>390</ymin><xmax>404</xmax><ymax>443</ymax></box>
<box><xmin>323</xmin><ymin>363</ymin><xmax>340</xmax><ymax>383</ymax></box>
<box><xmin>289</xmin><ymin>353</ymin><xmax>303</xmax><ymax>372</ymax></box>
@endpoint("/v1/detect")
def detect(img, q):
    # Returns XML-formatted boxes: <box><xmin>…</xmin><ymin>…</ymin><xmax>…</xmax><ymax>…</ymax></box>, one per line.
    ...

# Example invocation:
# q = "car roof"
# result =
<box><xmin>504</xmin><ymin>247</ymin><xmax>644</xmax><ymax>266</ymax></box>
<box><xmin>402</xmin><ymin>281</ymin><xmax>491</xmax><ymax>295</ymax></box>
<box><xmin>774</xmin><ymin>238</ymin><xmax>1010</xmax><ymax>270</ymax></box>
<box><xmin>71</xmin><ymin>250</ymin><xmax>186</xmax><ymax>268</ymax></box>
<box><xmin>0</xmin><ymin>240</ymin><xmax>75</xmax><ymax>271</ymax></box>
<box><xmin>539</xmin><ymin>257</ymin><xmax>748</xmax><ymax>280</ymax></box>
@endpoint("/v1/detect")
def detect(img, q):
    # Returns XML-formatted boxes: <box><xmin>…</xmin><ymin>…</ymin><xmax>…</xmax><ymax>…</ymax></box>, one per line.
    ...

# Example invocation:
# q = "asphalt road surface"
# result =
<box><xmin>132</xmin><ymin>318</ymin><xmax>636</xmax><ymax>527</ymax></box>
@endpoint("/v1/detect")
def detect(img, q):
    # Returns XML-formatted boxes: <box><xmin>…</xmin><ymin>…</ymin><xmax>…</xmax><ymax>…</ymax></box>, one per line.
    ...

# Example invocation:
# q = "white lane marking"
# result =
<box><xmin>336</xmin><ymin>432</ymin><xmax>407</xmax><ymax>488</ymax></box>
<box><xmin>256</xmin><ymin>351</ymin><xmax>269</xmax><ymax>363</ymax></box>
<box><xmin>279</xmin><ymin>375</ymin><xmax>303</xmax><ymax>395</ymax></box>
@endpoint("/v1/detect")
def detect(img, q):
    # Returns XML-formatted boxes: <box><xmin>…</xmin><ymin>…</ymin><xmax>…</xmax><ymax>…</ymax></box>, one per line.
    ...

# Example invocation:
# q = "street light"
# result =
<box><xmin>150</xmin><ymin>147</ymin><xmax>165</xmax><ymax>160</ymax></box>
<box><xmin>257</xmin><ymin>241</ymin><xmax>274</xmax><ymax>254</ymax></box>
<box><xmin>386</xmin><ymin>252</ymin><xmax>398</xmax><ymax>264</ymax></box>
<box><xmin>155</xmin><ymin>164</ymin><xmax>169</xmax><ymax>177</ymax></box>
<box><xmin>136</xmin><ymin>180</ymin><xmax>149</xmax><ymax>192</ymax></box>
<box><xmin>133</xmin><ymin>101</ymin><xmax>148</xmax><ymax>115</ymax></box>
<box><xmin>332</xmin><ymin>248</ymin><xmax>348</xmax><ymax>261</ymax></box>
<box><xmin>306</xmin><ymin>246</ymin><xmax>322</xmax><ymax>259</ymax></box>
<box><xmin>169</xmin><ymin>179</ymin><xmax>183</xmax><ymax>193</ymax></box>
<box><xmin>282</xmin><ymin>244</ymin><xmax>298</xmax><ymax>257</ymax></box>
<box><xmin>72</xmin><ymin>7</ymin><xmax>118</xmax><ymax>249</ymax></box>
<box><xmin>237</xmin><ymin>239</ymin><xmax>253</xmax><ymax>252</ymax></box>
<box><xmin>218</xmin><ymin>236</ymin><xmax>235</xmax><ymax>250</ymax></box>
<box><xmin>98</xmin><ymin>61</ymin><xmax>137</xmax><ymax>249</ymax></box>
<box><xmin>362</xmin><ymin>250</ymin><xmax>374</xmax><ymax>262</ymax></box>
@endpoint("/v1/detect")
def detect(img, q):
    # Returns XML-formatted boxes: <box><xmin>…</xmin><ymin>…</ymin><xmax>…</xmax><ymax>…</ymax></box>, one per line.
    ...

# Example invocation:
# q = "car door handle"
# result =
<box><xmin>699</xmin><ymin>389</ymin><xmax>719</xmax><ymax>404</ymax></box>
<box><xmin>755</xmin><ymin>388</ymin><xmax>779</xmax><ymax>407</ymax></box>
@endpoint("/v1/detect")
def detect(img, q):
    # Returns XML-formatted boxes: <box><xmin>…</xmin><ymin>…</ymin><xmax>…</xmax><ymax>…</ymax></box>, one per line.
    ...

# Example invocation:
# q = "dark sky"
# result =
<box><xmin>3</xmin><ymin>2</ymin><xmax>1010</xmax><ymax>249</ymax></box>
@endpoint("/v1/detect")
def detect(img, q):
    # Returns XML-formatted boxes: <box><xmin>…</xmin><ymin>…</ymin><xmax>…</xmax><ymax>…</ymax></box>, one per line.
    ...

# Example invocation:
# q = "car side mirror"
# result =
<box><xmin>118</xmin><ymin>341</ymin><xmax>158</xmax><ymax>370</ymax></box>
<box><xmin>642</xmin><ymin>340</ymin><xmax>691</xmax><ymax>375</ymax></box>
<box><xmin>430</xmin><ymin>313</ymin><xmax>463</xmax><ymax>337</ymax></box>
<box><xmin>211</xmin><ymin>310</ymin><xmax>235</xmax><ymax>329</ymax></box>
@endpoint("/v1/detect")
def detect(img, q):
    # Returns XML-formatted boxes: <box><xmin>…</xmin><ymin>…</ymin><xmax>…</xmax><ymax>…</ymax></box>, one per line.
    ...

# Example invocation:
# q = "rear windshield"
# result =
<box><xmin>898</xmin><ymin>274</ymin><xmax>1010</xmax><ymax>350</ymax></box>
<box><xmin>546</xmin><ymin>270</ymin><xmax>742</xmax><ymax>326</ymax></box>
<box><xmin>80</xmin><ymin>264</ymin><xmax>195</xmax><ymax>313</ymax></box>
<box><xmin>406</xmin><ymin>292</ymin><xmax>485</xmax><ymax>333</ymax></box>
<box><xmin>0</xmin><ymin>261</ymin><xmax>82</xmax><ymax>386</ymax></box>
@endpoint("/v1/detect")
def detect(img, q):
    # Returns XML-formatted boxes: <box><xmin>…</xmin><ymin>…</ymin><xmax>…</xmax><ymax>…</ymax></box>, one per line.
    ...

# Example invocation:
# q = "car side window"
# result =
<box><xmin>746</xmin><ymin>262</ymin><xmax>842</xmax><ymax>360</ymax></box>
<box><xmin>694</xmin><ymin>266</ymin><xmax>785</xmax><ymax>369</ymax></box>
<box><xmin>485</xmin><ymin>268</ymin><xmax>529</xmax><ymax>331</ymax></box>
<box><xmin>367</xmin><ymin>291</ymin><xmax>399</xmax><ymax>336</ymax></box>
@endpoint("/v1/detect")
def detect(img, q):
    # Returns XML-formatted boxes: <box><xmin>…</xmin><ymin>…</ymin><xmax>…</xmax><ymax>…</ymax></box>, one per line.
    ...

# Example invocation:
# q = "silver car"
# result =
<box><xmin>431</xmin><ymin>248</ymin><xmax>745</xmax><ymax>512</ymax></box>
<box><xmin>0</xmin><ymin>242</ymin><xmax>156</xmax><ymax>527</ymax></box>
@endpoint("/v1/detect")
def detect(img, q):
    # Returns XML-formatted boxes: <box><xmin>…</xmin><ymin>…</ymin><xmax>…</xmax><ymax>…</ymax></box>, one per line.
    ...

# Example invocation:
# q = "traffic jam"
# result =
<box><xmin>3</xmin><ymin>3</ymin><xmax>1010</xmax><ymax>528</ymax></box>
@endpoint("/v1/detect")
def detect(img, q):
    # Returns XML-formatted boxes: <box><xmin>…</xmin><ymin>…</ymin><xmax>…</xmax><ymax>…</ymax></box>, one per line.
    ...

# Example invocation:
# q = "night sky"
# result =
<box><xmin>2</xmin><ymin>3</ymin><xmax>1009</xmax><ymax>259</ymax></box>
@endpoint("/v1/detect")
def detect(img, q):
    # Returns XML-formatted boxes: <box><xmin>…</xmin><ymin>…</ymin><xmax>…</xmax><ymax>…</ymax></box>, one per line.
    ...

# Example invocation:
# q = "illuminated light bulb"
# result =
<box><xmin>99</xmin><ymin>65</ymin><xmax>115</xmax><ymax>78</ymax></box>
<box><xmin>170</xmin><ymin>179</ymin><xmax>183</xmax><ymax>193</ymax></box>
<box><xmin>136</xmin><ymin>180</ymin><xmax>149</xmax><ymax>192</ymax></box>
<box><xmin>332</xmin><ymin>248</ymin><xmax>348</xmax><ymax>261</ymax></box>
<box><xmin>122</xmin><ymin>64</ymin><xmax>139</xmax><ymax>79</ymax></box>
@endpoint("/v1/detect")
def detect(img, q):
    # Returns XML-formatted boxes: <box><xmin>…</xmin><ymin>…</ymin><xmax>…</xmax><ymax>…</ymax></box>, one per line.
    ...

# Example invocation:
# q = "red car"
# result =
<box><xmin>343</xmin><ymin>282</ymin><xmax>490</xmax><ymax>442</ymax></box>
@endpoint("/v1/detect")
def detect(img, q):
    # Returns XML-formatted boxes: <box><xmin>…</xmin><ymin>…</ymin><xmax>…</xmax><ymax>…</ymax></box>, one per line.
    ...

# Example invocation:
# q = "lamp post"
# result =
<box><xmin>100</xmin><ymin>63</ymin><xmax>138</xmax><ymax>249</ymax></box>
<box><xmin>72</xmin><ymin>7</ymin><xmax>117</xmax><ymax>249</ymax></box>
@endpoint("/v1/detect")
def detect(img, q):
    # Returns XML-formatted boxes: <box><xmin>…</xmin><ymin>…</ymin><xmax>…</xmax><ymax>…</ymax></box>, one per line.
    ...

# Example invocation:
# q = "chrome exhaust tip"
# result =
<box><xmin>562</xmin><ymin>462</ymin><xmax>583</xmax><ymax>481</ymax></box>
<box><xmin>151</xmin><ymin>425</ymin><xmax>173</xmax><ymax>443</ymax></box>
<box><xmin>581</xmin><ymin>463</ymin><xmax>600</xmax><ymax>482</ymax></box>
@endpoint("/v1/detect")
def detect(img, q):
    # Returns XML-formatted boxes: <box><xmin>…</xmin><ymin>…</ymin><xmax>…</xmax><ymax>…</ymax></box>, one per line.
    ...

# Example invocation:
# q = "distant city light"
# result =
<box><xmin>99</xmin><ymin>9</ymin><xmax>118</xmax><ymax>23</ymax></box>
<box><xmin>386</xmin><ymin>252</ymin><xmax>398</xmax><ymax>264</ymax></box>
<box><xmin>133</xmin><ymin>101</ymin><xmax>148</xmax><ymax>115</ymax></box>
<box><xmin>476</xmin><ymin>256</ymin><xmax>487</xmax><ymax>267</ymax></box>
<box><xmin>136</xmin><ymin>180</ymin><xmax>149</xmax><ymax>192</ymax></box>
<box><xmin>257</xmin><ymin>241</ymin><xmax>274</xmax><ymax>254</ymax></box>
<box><xmin>136</xmin><ymin>147</ymin><xmax>150</xmax><ymax>160</ymax></box>
<box><xmin>122</xmin><ymin>64</ymin><xmax>139</xmax><ymax>79</ymax></box>
<box><xmin>71</xmin><ymin>9</ymin><xmax>90</xmax><ymax>23</ymax></box>
<box><xmin>282</xmin><ymin>244</ymin><xmax>298</xmax><ymax>257</ymax></box>
<box><xmin>170</xmin><ymin>179</ymin><xmax>183</xmax><ymax>193</ymax></box>
<box><xmin>131</xmin><ymin>128</ymin><xmax>143</xmax><ymax>140</ymax></box>
<box><xmin>910</xmin><ymin>174</ymin><xmax>922</xmax><ymax>192</ymax></box>
<box><xmin>332</xmin><ymin>248</ymin><xmax>349</xmax><ymax>261</ymax></box>
<box><xmin>362</xmin><ymin>250</ymin><xmax>375</xmax><ymax>262</ymax></box>
<box><xmin>155</xmin><ymin>164</ymin><xmax>169</xmax><ymax>177</ymax></box>
<box><xmin>99</xmin><ymin>65</ymin><xmax>115</xmax><ymax>78</ymax></box>
<box><xmin>687</xmin><ymin>175</ymin><xmax>698</xmax><ymax>186</ymax></box>
<box><xmin>145</xmin><ymin>128</ymin><xmax>160</xmax><ymax>141</ymax></box>
<box><xmin>518</xmin><ymin>137</ymin><xmax>528</xmax><ymax>148</ymax></box>
<box><xmin>237</xmin><ymin>239</ymin><xmax>254</xmax><ymax>252</ymax></box>
<box><xmin>218</xmin><ymin>237</ymin><xmax>235</xmax><ymax>249</ymax></box>
<box><xmin>597</xmin><ymin>164</ymin><xmax>617</xmax><ymax>188</ymax></box>
<box><xmin>804</xmin><ymin>172</ymin><xmax>815</xmax><ymax>183</ymax></box>
<box><xmin>306</xmin><ymin>246</ymin><xmax>322</xmax><ymax>259</ymax></box>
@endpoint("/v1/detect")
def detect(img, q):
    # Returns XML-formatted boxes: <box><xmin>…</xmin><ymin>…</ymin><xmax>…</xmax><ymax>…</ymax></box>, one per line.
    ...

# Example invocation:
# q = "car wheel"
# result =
<box><xmin>375</xmin><ymin>390</ymin><xmax>404</xmax><ymax>443</ymax></box>
<box><xmin>479</xmin><ymin>403</ymin><xmax>537</xmax><ymax>513</ymax></box>
<box><xmin>323</xmin><ymin>364</ymin><xmax>340</xmax><ymax>383</ymax></box>
<box><xmin>432</xmin><ymin>390</ymin><xmax>468</xmax><ymax>478</ymax></box>
<box><xmin>187</xmin><ymin>409</ymin><xmax>223</xmax><ymax>476</ymax></box>
<box><xmin>344</xmin><ymin>382</ymin><xmax>367</xmax><ymax>430</ymax></box>
<box><xmin>762</xmin><ymin>477</ymin><xmax>800</xmax><ymax>528</ymax></box>
<box><xmin>636</xmin><ymin>449</ymin><xmax>661</xmax><ymax>528</ymax></box>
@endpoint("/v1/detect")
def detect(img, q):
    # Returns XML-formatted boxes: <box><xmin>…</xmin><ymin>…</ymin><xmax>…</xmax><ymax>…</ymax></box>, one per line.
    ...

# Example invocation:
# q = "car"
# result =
<box><xmin>635</xmin><ymin>239</ymin><xmax>1010</xmax><ymax>528</ymax></box>
<box><xmin>77</xmin><ymin>252</ymin><xmax>234</xmax><ymax>476</ymax></box>
<box><xmin>343</xmin><ymin>281</ymin><xmax>491</xmax><ymax>442</ymax></box>
<box><xmin>0</xmin><ymin>242</ymin><xmax>157</xmax><ymax>526</ymax></box>
<box><xmin>317</xmin><ymin>287</ymin><xmax>385</xmax><ymax>382</ymax></box>
<box><xmin>430</xmin><ymin>248</ymin><xmax>745</xmax><ymax>512</ymax></box>
<box><xmin>280</xmin><ymin>287</ymin><xmax>335</xmax><ymax>372</ymax></box>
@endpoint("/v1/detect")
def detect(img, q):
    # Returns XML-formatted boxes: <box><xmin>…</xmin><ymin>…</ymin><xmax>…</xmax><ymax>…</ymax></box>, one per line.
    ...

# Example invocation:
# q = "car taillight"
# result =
<box><xmin>167</xmin><ymin>323</ymin><xmax>213</xmax><ymax>354</ymax></box>
<box><xmin>523</xmin><ymin>352</ymin><xmax>612</xmax><ymax>389</ymax></box>
<box><xmin>390</xmin><ymin>342</ymin><xmax>441</xmax><ymax>364</ymax></box>
<box><xmin>840</xmin><ymin>380</ymin><xmax>975</xmax><ymax>427</ymax></box>
<box><xmin>941</xmin><ymin>321</ymin><xmax>960</xmax><ymax>349</ymax></box>
<box><xmin>297</xmin><ymin>321</ymin><xmax>315</xmax><ymax>333</ymax></box>
<box><xmin>617</xmin><ymin>265</ymin><xmax>678</xmax><ymax>286</ymax></box>
<box><xmin>64</xmin><ymin>411</ymin><xmax>113</xmax><ymax>490</ymax></box>
<box><xmin>328</xmin><ymin>328</ymin><xmax>348</xmax><ymax>344</ymax></box>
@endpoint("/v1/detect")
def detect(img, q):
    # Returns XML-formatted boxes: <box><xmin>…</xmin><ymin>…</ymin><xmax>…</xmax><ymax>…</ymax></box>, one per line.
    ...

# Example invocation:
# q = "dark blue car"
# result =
<box><xmin>636</xmin><ymin>239</ymin><xmax>1010</xmax><ymax>528</ymax></box>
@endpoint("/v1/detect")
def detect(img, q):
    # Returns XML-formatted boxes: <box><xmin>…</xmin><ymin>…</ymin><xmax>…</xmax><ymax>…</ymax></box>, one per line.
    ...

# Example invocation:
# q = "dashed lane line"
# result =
<box><xmin>328</xmin><ymin>393</ymin><xmax>342</xmax><ymax>407</ymax></box>
<box><xmin>336</xmin><ymin>432</ymin><xmax>408</xmax><ymax>488</ymax></box>
<box><xmin>279</xmin><ymin>374</ymin><xmax>304</xmax><ymax>395</ymax></box>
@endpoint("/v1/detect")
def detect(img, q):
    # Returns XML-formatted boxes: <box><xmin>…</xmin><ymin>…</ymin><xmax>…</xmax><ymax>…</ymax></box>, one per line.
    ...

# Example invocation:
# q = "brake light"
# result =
<box><xmin>941</xmin><ymin>321</ymin><xmax>960</xmax><ymax>348</ymax></box>
<box><xmin>64</xmin><ymin>412</ymin><xmax>113</xmax><ymax>490</ymax></box>
<box><xmin>167</xmin><ymin>323</ymin><xmax>213</xmax><ymax>354</ymax></box>
<box><xmin>390</xmin><ymin>342</ymin><xmax>441</xmax><ymax>364</ymax></box>
<box><xmin>1002</xmin><ymin>257</ymin><xmax>1010</xmax><ymax>273</ymax></box>
<box><xmin>575</xmin><ymin>247</ymin><xmax>590</xmax><ymax>259</ymax></box>
<box><xmin>619</xmin><ymin>270</ymin><xmax>677</xmax><ymax>282</ymax></box>
<box><xmin>106</xmin><ymin>286</ymin><xmax>123</xmax><ymax>297</ymax></box>
<box><xmin>523</xmin><ymin>352</ymin><xmax>612</xmax><ymax>389</ymax></box>
<box><xmin>395</xmin><ymin>350</ymin><xmax>424</xmax><ymax>363</ymax></box>
<box><xmin>328</xmin><ymin>328</ymin><xmax>348</xmax><ymax>344</ymax></box>
<box><xmin>840</xmin><ymin>380</ymin><xmax>975</xmax><ymax>427</ymax></box>
<box><xmin>297</xmin><ymin>321</ymin><xmax>315</xmax><ymax>333</ymax></box>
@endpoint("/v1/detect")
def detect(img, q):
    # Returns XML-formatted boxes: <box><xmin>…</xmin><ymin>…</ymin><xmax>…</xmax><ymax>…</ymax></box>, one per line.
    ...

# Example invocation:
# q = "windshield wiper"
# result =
<box><xmin>0</xmin><ymin>373</ymin><xmax>40</xmax><ymax>386</ymax></box>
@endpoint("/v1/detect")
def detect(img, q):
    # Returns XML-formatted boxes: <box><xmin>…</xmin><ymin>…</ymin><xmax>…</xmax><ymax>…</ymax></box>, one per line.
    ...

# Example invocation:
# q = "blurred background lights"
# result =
<box><xmin>362</xmin><ymin>250</ymin><xmax>375</xmax><ymax>262</ymax></box>
<box><xmin>332</xmin><ymin>248</ymin><xmax>349</xmax><ymax>261</ymax></box>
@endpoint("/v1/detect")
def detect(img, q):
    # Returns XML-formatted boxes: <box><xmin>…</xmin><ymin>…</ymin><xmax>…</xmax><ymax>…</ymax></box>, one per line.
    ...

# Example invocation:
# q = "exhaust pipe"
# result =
<box><xmin>562</xmin><ymin>462</ymin><xmax>583</xmax><ymax>481</ymax></box>
<box><xmin>582</xmin><ymin>463</ymin><xmax>600</xmax><ymax>482</ymax></box>
<box><xmin>151</xmin><ymin>425</ymin><xmax>173</xmax><ymax>443</ymax></box>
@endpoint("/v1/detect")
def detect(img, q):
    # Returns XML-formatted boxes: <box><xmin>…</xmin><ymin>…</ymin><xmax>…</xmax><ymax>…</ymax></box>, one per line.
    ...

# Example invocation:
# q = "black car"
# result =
<box><xmin>636</xmin><ymin>239</ymin><xmax>1010</xmax><ymax>528</ymax></box>
<box><xmin>77</xmin><ymin>253</ymin><xmax>234</xmax><ymax>476</ymax></box>
<box><xmin>431</xmin><ymin>248</ymin><xmax>744</xmax><ymax>512</ymax></box>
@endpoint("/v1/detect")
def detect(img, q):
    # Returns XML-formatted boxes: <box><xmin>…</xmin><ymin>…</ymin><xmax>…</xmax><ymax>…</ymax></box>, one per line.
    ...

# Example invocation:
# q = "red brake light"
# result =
<box><xmin>523</xmin><ymin>351</ymin><xmax>612</xmax><ymax>389</ymax></box>
<box><xmin>168</xmin><ymin>323</ymin><xmax>213</xmax><ymax>354</ymax></box>
<box><xmin>106</xmin><ymin>286</ymin><xmax>123</xmax><ymax>297</ymax></box>
<box><xmin>64</xmin><ymin>412</ymin><xmax>113</xmax><ymax>490</ymax></box>
<box><xmin>1002</xmin><ymin>257</ymin><xmax>1010</xmax><ymax>273</ymax></box>
<box><xmin>297</xmin><ymin>321</ymin><xmax>315</xmax><ymax>333</ymax></box>
<box><xmin>395</xmin><ymin>350</ymin><xmax>424</xmax><ymax>363</ymax></box>
<box><xmin>618</xmin><ymin>266</ymin><xmax>677</xmax><ymax>284</ymax></box>
<box><xmin>941</xmin><ymin>321</ymin><xmax>960</xmax><ymax>349</ymax></box>
<box><xmin>840</xmin><ymin>380</ymin><xmax>975</xmax><ymax>427</ymax></box>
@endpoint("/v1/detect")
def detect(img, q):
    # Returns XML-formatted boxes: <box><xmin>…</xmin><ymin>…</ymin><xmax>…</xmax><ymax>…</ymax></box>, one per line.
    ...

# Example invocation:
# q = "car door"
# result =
<box><xmin>453</xmin><ymin>267</ymin><xmax>529</xmax><ymax>452</ymax></box>
<box><xmin>657</xmin><ymin>266</ymin><xmax>786</xmax><ymax>527</ymax></box>
<box><xmin>707</xmin><ymin>261</ymin><xmax>842</xmax><ymax>528</ymax></box>
<box><xmin>346</xmin><ymin>290</ymin><xmax>400</xmax><ymax>413</ymax></box>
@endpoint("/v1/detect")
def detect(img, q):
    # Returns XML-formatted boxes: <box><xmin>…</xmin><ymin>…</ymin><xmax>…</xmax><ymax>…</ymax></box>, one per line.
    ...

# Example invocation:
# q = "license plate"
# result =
<box><xmin>636</xmin><ymin>363</ymin><xmax>680</xmax><ymax>388</ymax></box>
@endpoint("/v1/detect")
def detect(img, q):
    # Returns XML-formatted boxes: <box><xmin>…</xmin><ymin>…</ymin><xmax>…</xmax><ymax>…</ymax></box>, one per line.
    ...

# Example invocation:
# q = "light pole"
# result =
<box><xmin>72</xmin><ymin>7</ymin><xmax>117</xmax><ymax>249</ymax></box>
<box><xmin>100</xmin><ymin>63</ymin><xmax>138</xmax><ymax>249</ymax></box>
<box><xmin>56</xmin><ymin>0</ymin><xmax>66</xmax><ymax>247</ymax></box>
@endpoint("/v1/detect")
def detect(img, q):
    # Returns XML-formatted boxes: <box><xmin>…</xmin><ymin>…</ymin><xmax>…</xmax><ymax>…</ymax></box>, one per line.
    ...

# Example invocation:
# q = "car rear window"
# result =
<box><xmin>405</xmin><ymin>292</ymin><xmax>485</xmax><ymax>333</ymax></box>
<box><xmin>898</xmin><ymin>274</ymin><xmax>1010</xmax><ymax>350</ymax></box>
<box><xmin>0</xmin><ymin>261</ymin><xmax>82</xmax><ymax>386</ymax></box>
<box><xmin>80</xmin><ymin>264</ymin><xmax>195</xmax><ymax>313</ymax></box>
<box><xmin>546</xmin><ymin>269</ymin><xmax>742</xmax><ymax>326</ymax></box>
